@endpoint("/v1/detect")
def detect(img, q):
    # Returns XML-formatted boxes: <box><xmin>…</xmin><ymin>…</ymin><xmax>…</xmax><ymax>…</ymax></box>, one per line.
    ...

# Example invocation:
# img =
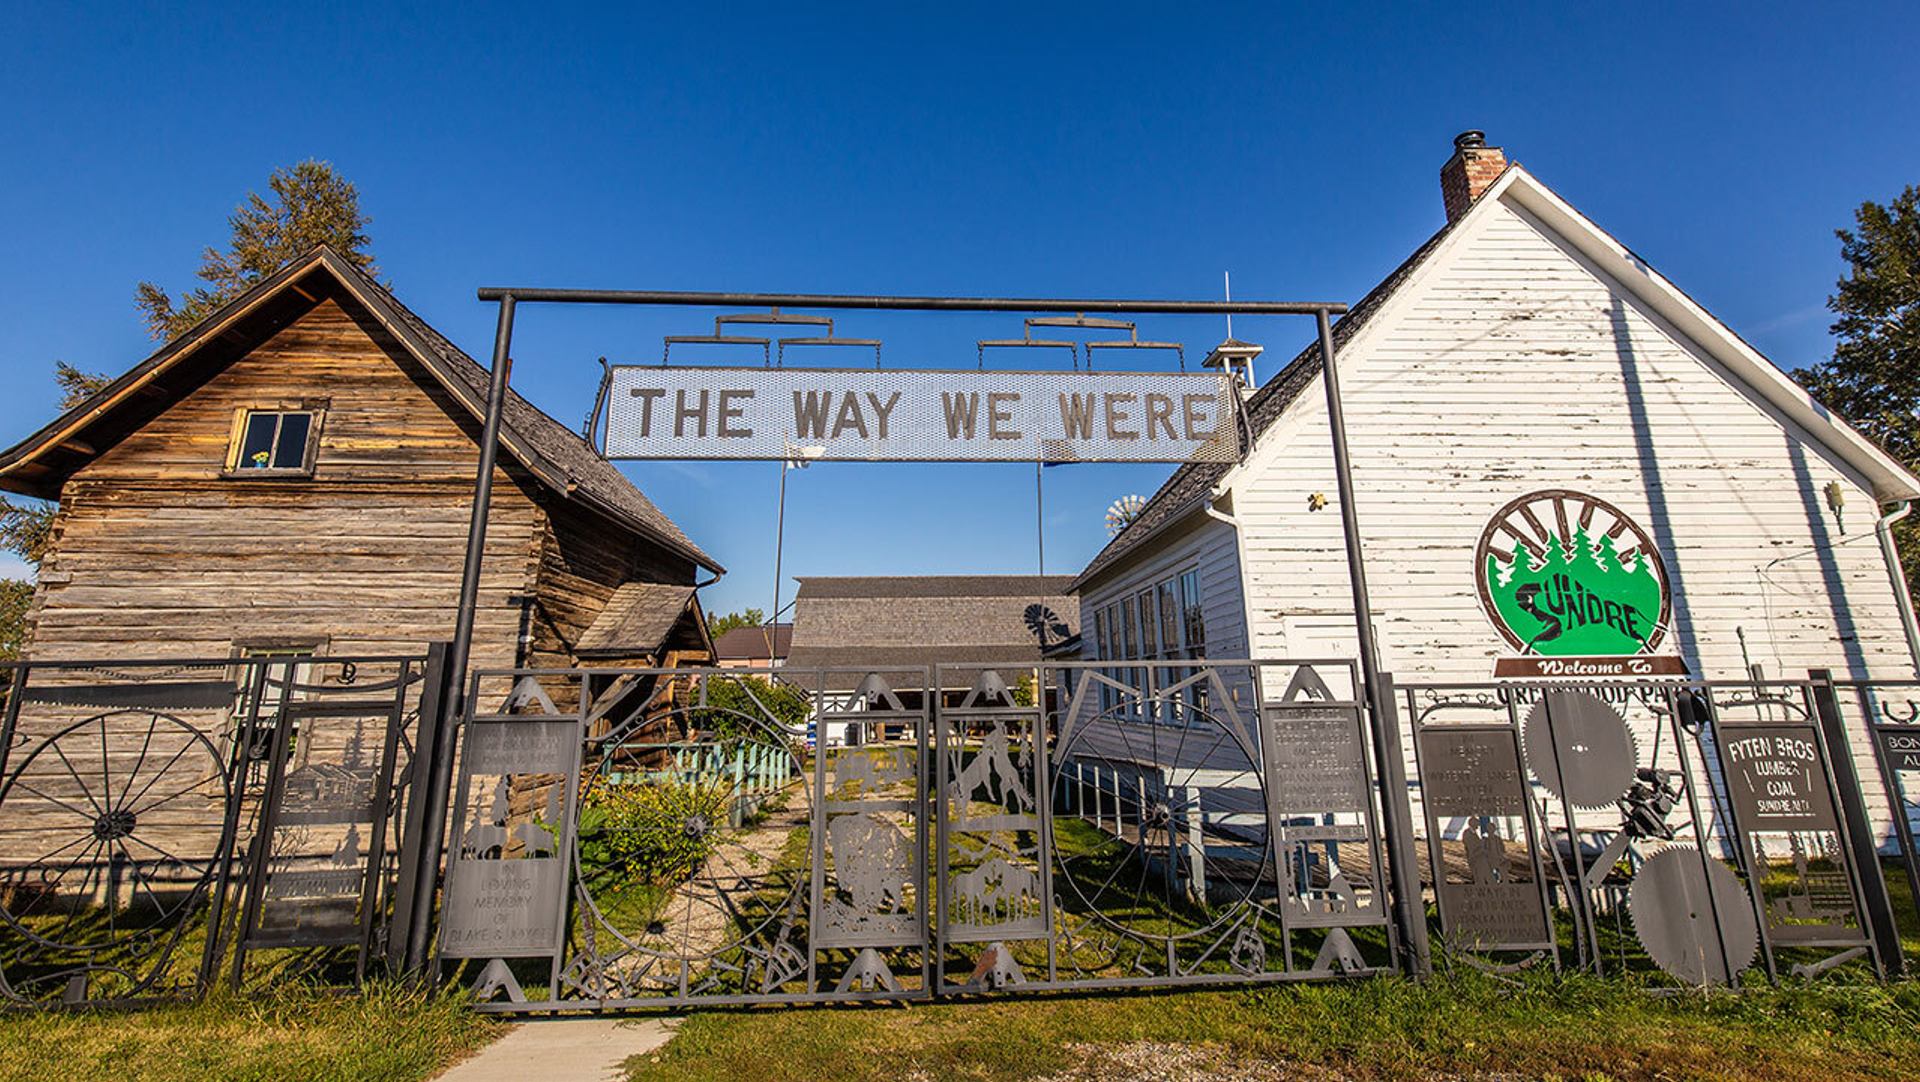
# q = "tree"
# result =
<box><xmin>135</xmin><ymin>160</ymin><xmax>377</xmax><ymax>340</ymax></box>
<box><xmin>1793</xmin><ymin>185</ymin><xmax>1920</xmax><ymax>592</ymax></box>
<box><xmin>707</xmin><ymin>608</ymin><xmax>767</xmax><ymax>637</ymax></box>
<box><xmin>0</xmin><ymin>580</ymin><xmax>30</xmax><ymax>663</ymax></box>
<box><xmin>0</xmin><ymin>363</ymin><xmax>110</xmax><ymax>568</ymax></box>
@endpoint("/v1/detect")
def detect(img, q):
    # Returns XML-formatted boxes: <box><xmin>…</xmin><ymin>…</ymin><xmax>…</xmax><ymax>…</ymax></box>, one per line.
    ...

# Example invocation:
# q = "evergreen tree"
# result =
<box><xmin>1792</xmin><ymin>185</ymin><xmax>1920</xmax><ymax>590</ymax></box>
<box><xmin>0</xmin><ymin>363</ymin><xmax>110</xmax><ymax>567</ymax></box>
<box><xmin>135</xmin><ymin>160</ymin><xmax>377</xmax><ymax>340</ymax></box>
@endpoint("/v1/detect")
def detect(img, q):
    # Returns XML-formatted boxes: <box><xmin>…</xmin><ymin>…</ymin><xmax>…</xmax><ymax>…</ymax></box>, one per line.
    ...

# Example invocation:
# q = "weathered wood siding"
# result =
<box><xmin>523</xmin><ymin>497</ymin><xmax>698</xmax><ymax>673</ymax></box>
<box><xmin>25</xmin><ymin>298</ymin><xmax>541</xmax><ymax>670</ymax></box>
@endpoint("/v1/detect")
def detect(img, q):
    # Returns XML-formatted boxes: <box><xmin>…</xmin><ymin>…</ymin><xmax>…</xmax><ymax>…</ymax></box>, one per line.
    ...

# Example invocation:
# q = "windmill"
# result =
<box><xmin>1105</xmin><ymin>494</ymin><xmax>1147</xmax><ymax>537</ymax></box>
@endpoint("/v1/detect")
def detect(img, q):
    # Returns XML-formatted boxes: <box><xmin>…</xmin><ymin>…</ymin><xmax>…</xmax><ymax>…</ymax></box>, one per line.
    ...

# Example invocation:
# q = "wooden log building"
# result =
<box><xmin>0</xmin><ymin>246</ymin><xmax>720</xmax><ymax>675</ymax></box>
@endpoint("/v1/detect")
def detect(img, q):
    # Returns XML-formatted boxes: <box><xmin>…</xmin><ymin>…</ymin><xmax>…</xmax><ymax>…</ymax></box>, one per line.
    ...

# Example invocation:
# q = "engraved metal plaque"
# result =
<box><xmin>1416</xmin><ymin>728</ymin><xmax>1551</xmax><ymax>950</ymax></box>
<box><xmin>1264</xmin><ymin>704</ymin><xmax>1367</xmax><ymax>814</ymax></box>
<box><xmin>463</xmin><ymin>720</ymin><xmax>580</xmax><ymax>776</ymax></box>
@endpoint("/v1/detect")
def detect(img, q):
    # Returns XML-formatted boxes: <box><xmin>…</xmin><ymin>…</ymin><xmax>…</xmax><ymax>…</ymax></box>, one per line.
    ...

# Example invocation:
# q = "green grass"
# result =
<box><xmin>0</xmin><ymin>983</ymin><xmax>499</xmax><ymax>1082</ymax></box>
<box><xmin>625</xmin><ymin>968</ymin><xmax>1920</xmax><ymax>1082</ymax></box>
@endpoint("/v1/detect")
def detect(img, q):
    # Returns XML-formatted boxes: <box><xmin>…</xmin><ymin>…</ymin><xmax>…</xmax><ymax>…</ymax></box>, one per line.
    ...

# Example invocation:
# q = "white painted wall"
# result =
<box><xmin>1219</xmin><ymin>188</ymin><xmax>1914</xmax><ymax>844</ymax></box>
<box><xmin>1076</xmin><ymin>180</ymin><xmax>1917</xmax><ymax>852</ymax></box>
<box><xmin>1229</xmin><ymin>193</ymin><xmax>1911</xmax><ymax>686</ymax></box>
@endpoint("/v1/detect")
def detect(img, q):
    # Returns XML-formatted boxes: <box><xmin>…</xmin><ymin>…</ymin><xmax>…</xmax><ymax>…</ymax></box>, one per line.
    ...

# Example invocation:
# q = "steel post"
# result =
<box><xmin>1809</xmin><ymin>670</ymin><xmax>1905</xmax><ymax>978</ymax></box>
<box><xmin>449</xmin><ymin>294</ymin><xmax>516</xmax><ymax>715</ymax></box>
<box><xmin>1317</xmin><ymin>309</ymin><xmax>1429</xmax><ymax>976</ymax></box>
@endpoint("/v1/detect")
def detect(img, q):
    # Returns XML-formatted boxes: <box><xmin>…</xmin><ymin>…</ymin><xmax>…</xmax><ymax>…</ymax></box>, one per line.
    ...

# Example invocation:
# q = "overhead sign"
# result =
<box><xmin>603</xmin><ymin>366</ymin><xmax>1241</xmax><ymax>463</ymax></box>
<box><xmin>1474</xmin><ymin>489</ymin><xmax>1685</xmax><ymax>678</ymax></box>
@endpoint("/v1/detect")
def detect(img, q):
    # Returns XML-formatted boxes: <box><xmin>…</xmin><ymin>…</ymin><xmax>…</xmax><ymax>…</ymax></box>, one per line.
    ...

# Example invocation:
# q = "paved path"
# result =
<box><xmin>435</xmin><ymin>1017</ymin><xmax>678</xmax><ymax>1082</ymax></box>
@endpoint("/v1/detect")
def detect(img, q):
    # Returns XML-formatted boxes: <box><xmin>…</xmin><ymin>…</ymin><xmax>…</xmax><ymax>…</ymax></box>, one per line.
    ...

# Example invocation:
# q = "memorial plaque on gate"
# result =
<box><xmin>1720</xmin><ymin>723</ymin><xmax>1865</xmax><ymax>946</ymax></box>
<box><xmin>439</xmin><ymin>716</ymin><xmax>580</xmax><ymax>961</ymax></box>
<box><xmin>463</xmin><ymin>720</ymin><xmax>579</xmax><ymax>776</ymax></box>
<box><xmin>440</xmin><ymin>858</ymin><xmax>567</xmax><ymax>957</ymax></box>
<box><xmin>1263</xmin><ymin>703</ymin><xmax>1367</xmax><ymax>815</ymax></box>
<box><xmin>1416</xmin><ymin>728</ymin><xmax>1551</xmax><ymax>949</ymax></box>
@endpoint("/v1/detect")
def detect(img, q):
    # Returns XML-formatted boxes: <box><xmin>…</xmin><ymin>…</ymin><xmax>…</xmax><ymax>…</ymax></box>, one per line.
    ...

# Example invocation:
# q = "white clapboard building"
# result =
<box><xmin>1070</xmin><ymin>133</ymin><xmax>1920</xmax><ymax>844</ymax></box>
<box><xmin>1076</xmin><ymin>131</ymin><xmax>1920</xmax><ymax>688</ymax></box>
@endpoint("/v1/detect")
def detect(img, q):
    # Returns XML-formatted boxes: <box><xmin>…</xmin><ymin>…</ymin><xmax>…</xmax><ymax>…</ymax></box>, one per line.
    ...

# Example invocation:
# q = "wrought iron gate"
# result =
<box><xmin>0</xmin><ymin>649</ymin><xmax>447</xmax><ymax>1006</ymax></box>
<box><xmin>443</xmin><ymin>658</ymin><xmax>1407</xmax><ymax>1011</ymax></box>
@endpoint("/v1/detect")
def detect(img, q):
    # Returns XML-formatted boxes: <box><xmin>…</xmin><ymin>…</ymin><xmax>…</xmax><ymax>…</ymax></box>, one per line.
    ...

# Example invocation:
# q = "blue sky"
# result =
<box><xmin>3</xmin><ymin>3</ymin><xmax>1917</xmax><ymax>617</ymax></box>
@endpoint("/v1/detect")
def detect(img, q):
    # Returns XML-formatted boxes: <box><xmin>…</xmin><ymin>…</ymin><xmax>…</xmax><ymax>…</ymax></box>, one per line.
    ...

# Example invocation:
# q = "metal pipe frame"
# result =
<box><xmin>475</xmin><ymin>287</ymin><xmax>1348</xmax><ymax>315</ymax></box>
<box><xmin>441</xmin><ymin>287</ymin><xmax>1396</xmax><ymax>976</ymax></box>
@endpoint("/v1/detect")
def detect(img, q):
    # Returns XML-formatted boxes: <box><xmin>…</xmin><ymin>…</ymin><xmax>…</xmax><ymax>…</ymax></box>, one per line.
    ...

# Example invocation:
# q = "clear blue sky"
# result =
<box><xmin>3</xmin><ymin>4</ymin><xmax>1917</xmax><ymax>617</ymax></box>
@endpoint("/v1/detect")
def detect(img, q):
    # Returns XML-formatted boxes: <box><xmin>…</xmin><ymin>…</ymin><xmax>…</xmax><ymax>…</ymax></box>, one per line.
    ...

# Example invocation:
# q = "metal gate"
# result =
<box><xmin>441</xmin><ymin>658</ymin><xmax>1408</xmax><ymax>1011</ymax></box>
<box><xmin>0</xmin><ymin>649</ymin><xmax>447</xmax><ymax>1006</ymax></box>
<box><xmin>1398</xmin><ymin>674</ymin><xmax>1906</xmax><ymax>987</ymax></box>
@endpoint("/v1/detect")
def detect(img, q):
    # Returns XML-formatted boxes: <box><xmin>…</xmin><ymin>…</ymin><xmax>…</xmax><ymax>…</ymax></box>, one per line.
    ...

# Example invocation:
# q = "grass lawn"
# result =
<box><xmin>0</xmin><ymin>984</ymin><xmax>499</xmax><ymax>1082</ymax></box>
<box><xmin>626</xmin><ymin>968</ymin><xmax>1920</xmax><ymax>1082</ymax></box>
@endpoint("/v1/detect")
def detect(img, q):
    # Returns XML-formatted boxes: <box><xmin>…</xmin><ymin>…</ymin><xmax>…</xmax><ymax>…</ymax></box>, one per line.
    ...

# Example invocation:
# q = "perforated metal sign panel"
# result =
<box><xmin>604</xmin><ymin>365</ymin><xmax>1242</xmax><ymax>462</ymax></box>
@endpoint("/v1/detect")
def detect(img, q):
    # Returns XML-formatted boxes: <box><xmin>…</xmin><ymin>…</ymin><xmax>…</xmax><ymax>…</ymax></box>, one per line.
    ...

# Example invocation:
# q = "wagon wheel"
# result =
<box><xmin>1050</xmin><ymin>694</ymin><xmax>1266</xmax><ymax>968</ymax></box>
<box><xmin>1473</xmin><ymin>488</ymin><xmax>1672</xmax><ymax>654</ymax></box>
<box><xmin>0</xmin><ymin>710</ymin><xmax>230</xmax><ymax>962</ymax></box>
<box><xmin>575</xmin><ymin>708</ymin><xmax>809</xmax><ymax>971</ymax></box>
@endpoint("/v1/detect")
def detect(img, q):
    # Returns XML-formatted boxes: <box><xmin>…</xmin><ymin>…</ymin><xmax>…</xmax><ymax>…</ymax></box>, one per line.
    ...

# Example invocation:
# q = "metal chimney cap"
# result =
<box><xmin>1454</xmin><ymin>130</ymin><xmax>1487</xmax><ymax>150</ymax></box>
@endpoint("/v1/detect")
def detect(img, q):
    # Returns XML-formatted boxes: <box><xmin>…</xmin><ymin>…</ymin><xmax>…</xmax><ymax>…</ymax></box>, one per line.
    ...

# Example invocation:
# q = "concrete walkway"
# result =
<box><xmin>435</xmin><ymin>1017</ymin><xmax>679</xmax><ymax>1082</ymax></box>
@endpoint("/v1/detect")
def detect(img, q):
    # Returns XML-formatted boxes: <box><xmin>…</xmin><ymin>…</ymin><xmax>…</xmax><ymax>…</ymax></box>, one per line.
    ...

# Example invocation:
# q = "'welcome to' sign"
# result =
<box><xmin>602</xmin><ymin>366</ymin><xmax>1242</xmax><ymax>463</ymax></box>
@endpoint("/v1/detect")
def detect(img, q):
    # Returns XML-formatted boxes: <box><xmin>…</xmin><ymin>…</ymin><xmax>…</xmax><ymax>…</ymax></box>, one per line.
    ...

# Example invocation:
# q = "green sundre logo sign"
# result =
<box><xmin>1475</xmin><ymin>490</ymin><xmax>1672</xmax><ymax>658</ymax></box>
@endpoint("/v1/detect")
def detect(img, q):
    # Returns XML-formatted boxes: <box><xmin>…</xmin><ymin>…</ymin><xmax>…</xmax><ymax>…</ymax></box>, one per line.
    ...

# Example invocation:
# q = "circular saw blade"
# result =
<box><xmin>1521</xmin><ymin>690</ymin><xmax>1639</xmax><ymax>810</ymax></box>
<box><xmin>1628</xmin><ymin>845</ymin><xmax>1758</xmax><ymax>987</ymax></box>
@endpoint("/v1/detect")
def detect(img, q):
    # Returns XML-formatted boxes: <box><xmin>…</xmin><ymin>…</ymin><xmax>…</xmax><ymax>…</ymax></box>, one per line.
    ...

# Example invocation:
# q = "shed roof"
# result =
<box><xmin>786</xmin><ymin>574</ymin><xmax>1078</xmax><ymax>676</ymax></box>
<box><xmin>574</xmin><ymin>582</ymin><xmax>703</xmax><ymax>657</ymax></box>
<box><xmin>794</xmin><ymin>575</ymin><xmax>1076</xmax><ymax>599</ymax></box>
<box><xmin>0</xmin><ymin>246</ymin><xmax>720</xmax><ymax>574</ymax></box>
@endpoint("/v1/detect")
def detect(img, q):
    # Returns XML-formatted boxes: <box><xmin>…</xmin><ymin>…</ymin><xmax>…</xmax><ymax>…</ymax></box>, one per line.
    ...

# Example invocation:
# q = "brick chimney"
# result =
<box><xmin>1440</xmin><ymin>130</ymin><xmax>1507</xmax><ymax>222</ymax></box>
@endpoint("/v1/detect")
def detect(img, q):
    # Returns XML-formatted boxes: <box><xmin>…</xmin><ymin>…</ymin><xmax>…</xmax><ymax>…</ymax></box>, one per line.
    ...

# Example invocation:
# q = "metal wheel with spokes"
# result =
<box><xmin>1049</xmin><ymin>695</ymin><xmax>1267</xmax><ymax>970</ymax></box>
<box><xmin>574</xmin><ymin>708</ymin><xmax>810</xmax><ymax>978</ymax></box>
<box><xmin>0</xmin><ymin>710</ymin><xmax>229</xmax><ymax>1000</ymax></box>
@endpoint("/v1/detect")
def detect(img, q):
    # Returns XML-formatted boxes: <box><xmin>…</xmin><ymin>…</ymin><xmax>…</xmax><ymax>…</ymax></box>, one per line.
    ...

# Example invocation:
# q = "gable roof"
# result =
<box><xmin>1073</xmin><ymin>212</ymin><xmax>1465</xmax><ymax>589</ymax></box>
<box><xmin>0</xmin><ymin>246</ymin><xmax>720</xmax><ymax>573</ymax></box>
<box><xmin>713</xmin><ymin>623</ymin><xmax>791</xmax><ymax>660</ymax></box>
<box><xmin>786</xmin><ymin>574</ymin><xmax>1078</xmax><ymax>674</ymax></box>
<box><xmin>574</xmin><ymin>581</ymin><xmax>705</xmax><ymax>657</ymax></box>
<box><xmin>1075</xmin><ymin>163</ymin><xmax>1920</xmax><ymax>590</ymax></box>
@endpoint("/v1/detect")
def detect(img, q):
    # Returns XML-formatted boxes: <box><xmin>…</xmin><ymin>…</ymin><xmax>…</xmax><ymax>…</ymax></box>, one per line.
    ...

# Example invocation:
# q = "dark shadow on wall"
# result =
<box><xmin>1609</xmin><ymin>296</ymin><xmax>1704</xmax><ymax>674</ymax></box>
<box><xmin>1783</xmin><ymin>435</ymin><xmax>1870</xmax><ymax>680</ymax></box>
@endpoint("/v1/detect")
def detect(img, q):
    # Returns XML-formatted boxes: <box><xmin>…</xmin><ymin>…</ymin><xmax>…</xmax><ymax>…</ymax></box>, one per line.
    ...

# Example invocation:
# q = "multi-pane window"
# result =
<box><xmin>1091</xmin><ymin>568</ymin><xmax>1204</xmax><ymax>722</ymax></box>
<box><xmin>230</xmin><ymin>409</ymin><xmax>319</xmax><ymax>474</ymax></box>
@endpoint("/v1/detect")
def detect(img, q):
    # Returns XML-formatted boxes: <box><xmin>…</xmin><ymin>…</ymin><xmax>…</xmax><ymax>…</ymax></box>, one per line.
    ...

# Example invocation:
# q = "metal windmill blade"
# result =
<box><xmin>1106</xmin><ymin>494</ymin><xmax>1148</xmax><ymax>537</ymax></box>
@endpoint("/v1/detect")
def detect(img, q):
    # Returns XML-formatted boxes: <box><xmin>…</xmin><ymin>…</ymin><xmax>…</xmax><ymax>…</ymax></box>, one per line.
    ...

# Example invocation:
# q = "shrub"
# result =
<box><xmin>577</xmin><ymin>778</ymin><xmax>733</xmax><ymax>888</ymax></box>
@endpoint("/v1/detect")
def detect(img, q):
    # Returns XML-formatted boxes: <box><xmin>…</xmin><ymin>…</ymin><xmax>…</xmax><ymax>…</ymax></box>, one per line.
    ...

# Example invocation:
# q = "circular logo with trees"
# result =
<box><xmin>1474</xmin><ymin>489</ymin><xmax>1671</xmax><ymax>657</ymax></box>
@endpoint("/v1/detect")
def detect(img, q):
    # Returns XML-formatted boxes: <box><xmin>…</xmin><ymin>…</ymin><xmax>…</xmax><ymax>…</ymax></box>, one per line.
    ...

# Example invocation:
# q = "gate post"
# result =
<box><xmin>1372</xmin><ymin>673</ymin><xmax>1431</xmax><ymax>977</ymax></box>
<box><xmin>390</xmin><ymin>641</ymin><xmax>460</xmax><ymax>974</ymax></box>
<box><xmin>1808</xmin><ymin>670</ymin><xmax>1905</xmax><ymax>978</ymax></box>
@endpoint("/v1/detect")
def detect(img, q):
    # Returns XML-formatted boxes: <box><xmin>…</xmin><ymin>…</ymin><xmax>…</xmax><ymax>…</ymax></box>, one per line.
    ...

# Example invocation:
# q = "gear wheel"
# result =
<box><xmin>1628</xmin><ymin>845</ymin><xmax>1758</xmax><ymax>986</ymax></box>
<box><xmin>1521</xmin><ymin>690</ymin><xmax>1639</xmax><ymax>810</ymax></box>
